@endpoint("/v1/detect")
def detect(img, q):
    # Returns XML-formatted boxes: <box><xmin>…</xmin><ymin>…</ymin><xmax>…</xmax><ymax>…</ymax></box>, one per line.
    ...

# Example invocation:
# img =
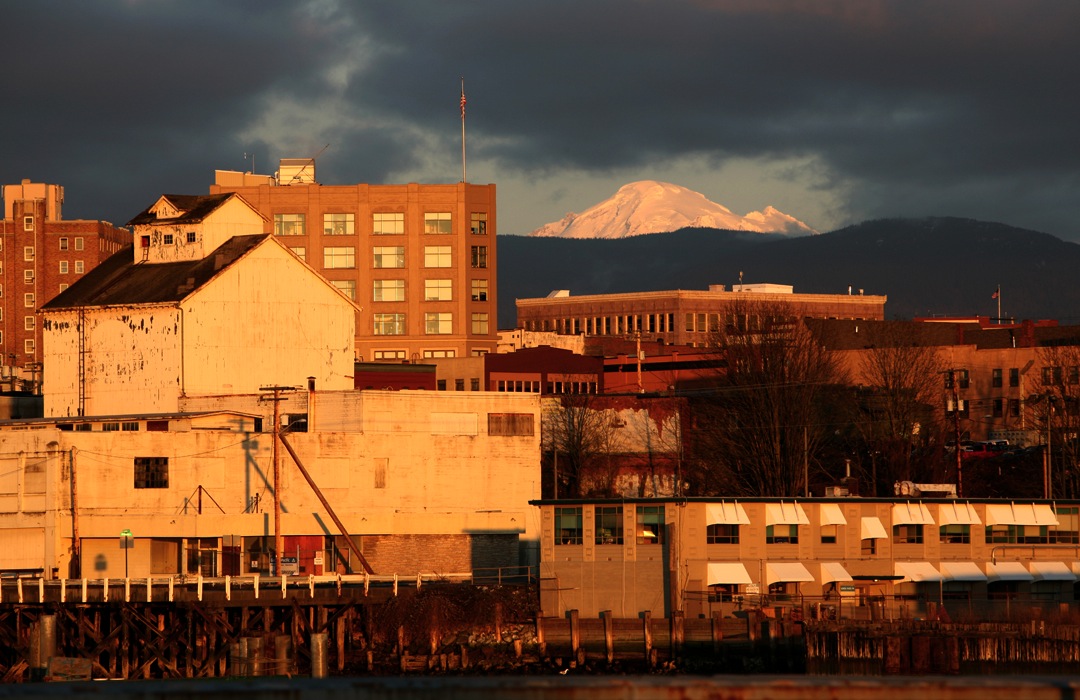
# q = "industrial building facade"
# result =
<box><xmin>210</xmin><ymin>163</ymin><xmax>498</xmax><ymax>361</ymax></box>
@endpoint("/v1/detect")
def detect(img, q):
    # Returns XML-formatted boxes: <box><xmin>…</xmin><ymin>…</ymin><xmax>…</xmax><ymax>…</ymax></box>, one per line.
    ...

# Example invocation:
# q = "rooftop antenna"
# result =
<box><xmin>243</xmin><ymin>152</ymin><xmax>255</xmax><ymax>174</ymax></box>
<box><xmin>289</xmin><ymin>143</ymin><xmax>330</xmax><ymax>184</ymax></box>
<box><xmin>460</xmin><ymin>77</ymin><xmax>467</xmax><ymax>183</ymax></box>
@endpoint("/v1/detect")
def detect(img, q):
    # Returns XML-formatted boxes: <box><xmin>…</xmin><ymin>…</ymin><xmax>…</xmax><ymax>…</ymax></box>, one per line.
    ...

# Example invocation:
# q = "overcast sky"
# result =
<box><xmin>3</xmin><ymin>1</ymin><xmax>1079</xmax><ymax>239</ymax></box>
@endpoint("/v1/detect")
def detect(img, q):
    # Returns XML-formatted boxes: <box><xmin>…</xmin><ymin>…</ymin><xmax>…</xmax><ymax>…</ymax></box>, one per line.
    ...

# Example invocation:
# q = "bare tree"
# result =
<box><xmin>1034</xmin><ymin>344</ymin><xmax>1080</xmax><ymax>498</ymax></box>
<box><xmin>689</xmin><ymin>299</ymin><xmax>848</xmax><ymax>497</ymax></box>
<box><xmin>542</xmin><ymin>392</ymin><xmax>618</xmax><ymax>498</ymax></box>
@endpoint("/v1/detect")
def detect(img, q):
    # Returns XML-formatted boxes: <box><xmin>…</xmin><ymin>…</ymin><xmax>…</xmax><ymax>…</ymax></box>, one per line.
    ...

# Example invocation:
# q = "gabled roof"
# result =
<box><xmin>41</xmin><ymin>234</ymin><xmax>271</xmax><ymax>310</ymax></box>
<box><xmin>126</xmin><ymin>193</ymin><xmax>260</xmax><ymax>227</ymax></box>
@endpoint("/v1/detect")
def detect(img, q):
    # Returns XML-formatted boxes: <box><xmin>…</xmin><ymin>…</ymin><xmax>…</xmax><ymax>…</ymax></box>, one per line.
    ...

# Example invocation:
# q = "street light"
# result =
<box><xmin>120</xmin><ymin>529</ymin><xmax>134</xmax><ymax>578</ymax></box>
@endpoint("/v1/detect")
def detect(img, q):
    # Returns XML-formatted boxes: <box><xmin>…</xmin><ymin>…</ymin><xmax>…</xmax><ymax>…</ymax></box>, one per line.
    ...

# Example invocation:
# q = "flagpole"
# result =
<box><xmin>460</xmin><ymin>77</ymin><xmax>467</xmax><ymax>183</ymax></box>
<box><xmin>997</xmin><ymin>285</ymin><xmax>1001</xmax><ymax>324</ymax></box>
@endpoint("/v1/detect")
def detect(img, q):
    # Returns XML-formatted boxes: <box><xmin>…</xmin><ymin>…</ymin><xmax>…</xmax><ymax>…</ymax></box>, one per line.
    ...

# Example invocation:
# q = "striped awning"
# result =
<box><xmin>939</xmin><ymin>561</ymin><xmax>987</xmax><ymax>581</ymax></box>
<box><xmin>765</xmin><ymin>502</ymin><xmax>810</xmax><ymax>526</ymax></box>
<box><xmin>707</xmin><ymin>562</ymin><xmax>753</xmax><ymax>586</ymax></box>
<box><xmin>937</xmin><ymin>502</ymin><xmax>982</xmax><ymax>526</ymax></box>
<box><xmin>986</xmin><ymin>562</ymin><xmax>1034</xmax><ymax>581</ymax></box>
<box><xmin>765</xmin><ymin>562</ymin><xmax>815</xmax><ymax>585</ymax></box>
<box><xmin>705</xmin><ymin>502</ymin><xmax>751</xmax><ymax>526</ymax></box>
<box><xmin>1029</xmin><ymin>562</ymin><xmax>1076</xmax><ymax>581</ymax></box>
<box><xmin>895</xmin><ymin>562</ymin><xmax>943</xmax><ymax>583</ymax></box>
<box><xmin>892</xmin><ymin>502</ymin><xmax>935</xmax><ymax>525</ymax></box>
<box><xmin>819</xmin><ymin>503</ymin><xmax>847</xmax><ymax>526</ymax></box>
<box><xmin>984</xmin><ymin>504</ymin><xmax>1058</xmax><ymax>526</ymax></box>
<box><xmin>820</xmin><ymin>562</ymin><xmax>854</xmax><ymax>584</ymax></box>
<box><xmin>861</xmin><ymin>517</ymin><xmax>889</xmax><ymax>540</ymax></box>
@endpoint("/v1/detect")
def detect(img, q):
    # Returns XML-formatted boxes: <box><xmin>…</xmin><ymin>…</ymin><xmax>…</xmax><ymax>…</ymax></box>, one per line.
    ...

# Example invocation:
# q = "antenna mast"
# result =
<box><xmin>460</xmin><ymin>77</ymin><xmax>467</xmax><ymax>183</ymax></box>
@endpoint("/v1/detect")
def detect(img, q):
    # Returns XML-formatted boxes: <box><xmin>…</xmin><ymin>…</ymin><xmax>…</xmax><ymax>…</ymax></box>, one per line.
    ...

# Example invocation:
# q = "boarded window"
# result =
<box><xmin>24</xmin><ymin>457</ymin><xmax>47</xmax><ymax>494</ymax></box>
<box><xmin>374</xmin><ymin>458</ymin><xmax>387</xmax><ymax>489</ymax></box>
<box><xmin>488</xmin><ymin>413</ymin><xmax>534</xmax><ymax>436</ymax></box>
<box><xmin>135</xmin><ymin>457</ymin><xmax>169</xmax><ymax>489</ymax></box>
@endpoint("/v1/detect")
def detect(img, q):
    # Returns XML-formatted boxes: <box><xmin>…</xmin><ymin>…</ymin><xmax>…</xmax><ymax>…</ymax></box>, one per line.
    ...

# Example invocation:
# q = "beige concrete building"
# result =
<box><xmin>210</xmin><ymin>163</ymin><xmax>498</xmax><ymax>361</ymax></box>
<box><xmin>535</xmin><ymin>497</ymin><xmax>1080</xmax><ymax>619</ymax></box>
<box><xmin>516</xmin><ymin>283</ymin><xmax>886</xmax><ymax>347</ymax></box>
<box><xmin>0</xmin><ymin>390</ymin><xmax>541</xmax><ymax>579</ymax></box>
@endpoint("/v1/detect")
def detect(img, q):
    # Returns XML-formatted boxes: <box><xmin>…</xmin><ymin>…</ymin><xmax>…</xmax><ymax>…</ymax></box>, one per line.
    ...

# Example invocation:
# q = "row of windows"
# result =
<box><xmin>1</xmin><ymin>261</ymin><xmax>85</xmax><ymax>280</ymax></box>
<box><xmin>526</xmin><ymin>313</ymin><xmax>677</xmax><ymax>336</ymax></box>
<box><xmin>0</xmin><ymin>335</ymin><xmax>36</xmax><ymax>353</ymax></box>
<box><xmin>373</xmin><ymin>312</ymin><xmax>489</xmax><ymax>336</ymax></box>
<box><xmin>698</xmin><ymin>522</ymin><xmax>1080</xmax><ymax>547</ymax></box>
<box><xmin>294</xmin><ymin>245</ymin><xmax>489</xmax><ymax>270</ymax></box>
<box><xmin>370</xmin><ymin>278</ymin><xmax>489</xmax><ymax>303</ymax></box>
<box><xmin>555</xmin><ymin>506</ymin><xmax>665</xmax><ymax>545</ymax></box>
<box><xmin>8</xmin><ymin>239</ymin><xmax>86</xmax><ymax>260</ymax></box>
<box><xmin>946</xmin><ymin>366</ymin><xmax>1079</xmax><ymax>390</ymax></box>
<box><xmin>493</xmin><ymin>380</ymin><xmax>599</xmax><ymax>394</ymax></box>
<box><xmin>274</xmin><ymin>212</ymin><xmax>489</xmax><ymax>237</ymax></box>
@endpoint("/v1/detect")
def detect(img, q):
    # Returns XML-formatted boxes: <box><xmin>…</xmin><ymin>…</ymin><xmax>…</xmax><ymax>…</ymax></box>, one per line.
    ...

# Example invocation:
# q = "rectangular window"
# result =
<box><xmin>454</xmin><ymin>378</ymin><xmax>465</xmax><ymax>391</ymax></box>
<box><xmin>766</xmin><ymin>524</ymin><xmax>798</xmax><ymax>544</ymax></box>
<box><xmin>1009</xmin><ymin>367</ymin><xmax>1019</xmax><ymax>387</ymax></box>
<box><xmin>555</xmin><ymin>507</ymin><xmax>583</xmax><ymax>545</ymax></box>
<box><xmin>861</xmin><ymin>538</ymin><xmax>877</xmax><ymax>555</ymax></box>
<box><xmin>820</xmin><ymin>524</ymin><xmax>837</xmax><ymax>544</ymax></box>
<box><xmin>471</xmin><ymin>312</ymin><xmax>488</xmax><ymax>335</ymax></box>
<box><xmin>23</xmin><ymin>270</ymin><xmax>33</xmax><ymax>284</ymax></box>
<box><xmin>424</xmin><ymin>212</ymin><xmax>452</xmax><ymax>234</ymax></box>
<box><xmin>24</xmin><ymin>339</ymin><xmax>35</xmax><ymax>354</ymax></box>
<box><xmin>23</xmin><ymin>316</ymin><xmax>34</xmax><ymax>331</ymax></box>
<box><xmin>24</xmin><ymin>247</ymin><xmax>34</xmax><ymax>262</ymax></box>
<box><xmin>373</xmin><ymin>313</ymin><xmax>406</xmax><ymax>335</ymax></box>
<box><xmin>1051</xmin><ymin>507</ymin><xmax>1080</xmax><ymax>544</ymax></box>
<box><xmin>373</xmin><ymin>212</ymin><xmax>404</xmax><ymax>235</ymax></box>
<box><xmin>59</xmin><ymin>261</ymin><xmax>68</xmax><ymax>274</ymax></box>
<box><xmin>637</xmin><ymin>506</ymin><xmax>664</xmax><ymax>544</ymax></box>
<box><xmin>273</xmin><ymin>213</ymin><xmax>306</xmax><ymax>236</ymax></box>
<box><xmin>289</xmin><ymin>246</ymin><xmax>307</xmax><ymax>261</ymax></box>
<box><xmin>488</xmin><ymin>412</ymin><xmax>534</xmax><ymax>436</ymax></box>
<box><xmin>331</xmin><ymin>279</ymin><xmax>356</xmax><ymax>300</ymax></box>
<box><xmin>163</xmin><ymin>233</ymin><xmax>174</xmax><ymax>245</ymax></box>
<box><xmin>323</xmin><ymin>246</ymin><xmax>355</xmax><ymax>269</ymax></box>
<box><xmin>993</xmin><ymin>398</ymin><xmax>1003</xmax><ymax>418</ymax></box>
<box><xmin>24</xmin><ymin>293</ymin><xmax>34</xmax><ymax>308</ymax></box>
<box><xmin>373</xmin><ymin>246</ymin><xmax>405</xmax><ymax>268</ymax></box>
<box><xmin>373</xmin><ymin>279</ymin><xmax>405</xmax><ymax>302</ymax></box>
<box><xmin>992</xmin><ymin>368</ymin><xmax>1003</xmax><ymax>388</ymax></box>
<box><xmin>471</xmin><ymin>279</ymin><xmax>488</xmax><ymax>301</ymax></box>
<box><xmin>425</xmin><ymin>312</ymin><xmax>452</xmax><ymax>334</ymax></box>
<box><xmin>471</xmin><ymin>245</ymin><xmax>488</xmax><ymax>268</ymax></box>
<box><xmin>893</xmin><ymin>524</ymin><xmax>924</xmax><ymax>544</ymax></box>
<box><xmin>74</xmin><ymin>237</ymin><xmax>84</xmax><ymax>251</ymax></box>
<box><xmin>1009</xmin><ymin>398</ymin><xmax>1021</xmax><ymax>417</ymax></box>
<box><xmin>121</xmin><ymin>422</ymin><xmax>140</xmax><ymax>431</ymax></box>
<box><xmin>1042</xmin><ymin>366</ymin><xmax>1062</xmax><ymax>385</ymax></box>
<box><xmin>471</xmin><ymin>378</ymin><xmax>480</xmax><ymax>391</ymax></box>
<box><xmin>939</xmin><ymin>524</ymin><xmax>970</xmax><ymax>544</ymax></box>
<box><xmin>470</xmin><ymin>212</ymin><xmax>488</xmax><ymax>235</ymax></box>
<box><xmin>425</xmin><ymin>279</ymin><xmax>452</xmax><ymax>301</ymax></box>
<box><xmin>707</xmin><ymin>523</ymin><xmax>740</xmax><ymax>544</ymax></box>
<box><xmin>75</xmin><ymin>261</ymin><xmax>84</xmax><ymax>274</ymax></box>
<box><xmin>134</xmin><ymin>457</ymin><xmax>169</xmax><ymax>489</ymax></box>
<box><xmin>424</xmin><ymin>349</ymin><xmax>455</xmax><ymax>358</ymax></box>
<box><xmin>324</xmin><ymin>212</ymin><xmax>355</xmax><ymax>236</ymax></box>
<box><xmin>23</xmin><ymin>216</ymin><xmax>33</xmax><ymax>231</ymax></box>
<box><xmin>425</xmin><ymin>246</ymin><xmax>452</xmax><ymax>268</ymax></box>
<box><xmin>59</xmin><ymin>237</ymin><xmax>69</xmax><ymax>251</ymax></box>
<box><xmin>102</xmin><ymin>422</ymin><xmax>120</xmax><ymax>432</ymax></box>
<box><xmin>373</xmin><ymin>350</ymin><xmax>407</xmax><ymax>360</ymax></box>
<box><xmin>595</xmin><ymin>506</ymin><xmax>624</xmax><ymax>545</ymax></box>
<box><xmin>187</xmin><ymin>231</ymin><xmax>197</xmax><ymax>243</ymax></box>
<box><xmin>58</xmin><ymin>283</ymin><xmax>68</xmax><ymax>293</ymax></box>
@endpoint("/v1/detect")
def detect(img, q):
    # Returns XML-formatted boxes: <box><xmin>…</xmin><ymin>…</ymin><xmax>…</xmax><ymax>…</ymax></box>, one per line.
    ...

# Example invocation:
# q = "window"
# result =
<box><xmin>331</xmin><ymin>280</ymin><xmax>356</xmax><ymax>300</ymax></box>
<box><xmin>470</xmin><ymin>378</ymin><xmax>480</xmax><ymax>391</ymax></box>
<box><xmin>706</xmin><ymin>523</ymin><xmax>740</xmax><ymax>544</ymax></box>
<box><xmin>134</xmin><ymin>457</ymin><xmax>169</xmax><ymax>489</ymax></box>
<box><xmin>425</xmin><ymin>312</ymin><xmax>452</xmax><ymax>334</ymax></box>
<box><xmin>455</xmin><ymin>379</ymin><xmax>464</xmax><ymax>391</ymax></box>
<box><xmin>471</xmin><ymin>245</ymin><xmax>488</xmax><ymax>268</ymax></box>
<box><xmin>939</xmin><ymin>524</ymin><xmax>970</xmax><ymax>544</ymax></box>
<box><xmin>1042</xmin><ymin>366</ymin><xmax>1062</xmax><ymax>386</ymax></box>
<box><xmin>471</xmin><ymin>312</ymin><xmax>489</xmax><ymax>335</ymax></box>
<box><xmin>59</xmin><ymin>237</ymin><xmax>69</xmax><ymax>251</ymax></box>
<box><xmin>637</xmin><ymin>506</ymin><xmax>664</xmax><ymax>544</ymax></box>
<box><xmin>373</xmin><ymin>350</ymin><xmax>407</xmax><ymax>360</ymax></box>
<box><xmin>1008</xmin><ymin>398</ymin><xmax>1021</xmax><ymax>417</ymax></box>
<box><xmin>374</xmin><ymin>313</ymin><xmax>406</xmax><ymax>335</ymax></box>
<box><xmin>595</xmin><ymin>506</ymin><xmax>624</xmax><ymax>545</ymax></box>
<box><xmin>425</xmin><ymin>246</ymin><xmax>452</xmax><ymax>268</ymax></box>
<box><xmin>471</xmin><ymin>279</ymin><xmax>488</xmax><ymax>301</ymax></box>
<box><xmin>1009</xmin><ymin>367</ymin><xmax>1019</xmax><ymax>387</ymax></box>
<box><xmin>74</xmin><ymin>237</ymin><xmax>84</xmax><ymax>251</ymax></box>
<box><xmin>289</xmin><ymin>246</ymin><xmax>307</xmax><ymax>262</ymax></box>
<box><xmin>820</xmin><ymin>524</ymin><xmax>838</xmax><ymax>544</ymax></box>
<box><xmin>555</xmin><ymin>507</ymin><xmax>583</xmax><ymax>545</ymax></box>
<box><xmin>373</xmin><ymin>212</ymin><xmax>404</xmax><ymax>235</ymax></box>
<box><xmin>102</xmin><ymin>422</ymin><xmax>120</xmax><ymax>432</ymax></box>
<box><xmin>23</xmin><ymin>316</ymin><xmax>34</xmax><ymax>331</ymax></box>
<box><xmin>59</xmin><ymin>261</ymin><xmax>68</xmax><ymax>274</ymax></box>
<box><xmin>23</xmin><ymin>216</ymin><xmax>33</xmax><ymax>231</ymax></box>
<box><xmin>163</xmin><ymin>233</ymin><xmax>174</xmax><ymax>245</ymax></box>
<box><xmin>323</xmin><ymin>247</ymin><xmax>355</xmax><ymax>269</ymax></box>
<box><xmin>893</xmin><ymin>524</ymin><xmax>924</xmax><ymax>544</ymax></box>
<box><xmin>861</xmin><ymin>538</ymin><xmax>877</xmax><ymax>555</ymax></box>
<box><xmin>424</xmin><ymin>349</ymin><xmax>455</xmax><ymax>358</ymax></box>
<box><xmin>1051</xmin><ymin>507</ymin><xmax>1080</xmax><ymax>544</ymax></box>
<box><xmin>75</xmin><ymin>261</ymin><xmax>84</xmax><ymax>274</ymax></box>
<box><xmin>470</xmin><ymin>212</ymin><xmax>488</xmax><ymax>235</ymax></box>
<box><xmin>187</xmin><ymin>231</ymin><xmax>197</xmax><ymax>243</ymax></box>
<box><xmin>58</xmin><ymin>284</ymin><xmax>68</xmax><ymax>293</ymax></box>
<box><xmin>273</xmin><ymin>213</ymin><xmax>306</xmax><ymax>236</ymax></box>
<box><xmin>373</xmin><ymin>246</ymin><xmax>405</xmax><ymax>268</ymax></box>
<box><xmin>945</xmin><ymin>369</ymin><xmax>969</xmax><ymax>389</ymax></box>
<box><xmin>766</xmin><ymin>525</ymin><xmax>798</xmax><ymax>544</ymax></box>
<box><xmin>122</xmin><ymin>422</ymin><xmax>139</xmax><ymax>431</ymax></box>
<box><xmin>437</xmin><ymin>379</ymin><xmax>447</xmax><ymax>390</ymax></box>
<box><xmin>24</xmin><ymin>339</ymin><xmax>35</xmax><ymax>354</ymax></box>
<box><xmin>23</xmin><ymin>270</ymin><xmax>34</xmax><ymax>284</ymax></box>
<box><xmin>24</xmin><ymin>247</ymin><xmax>34</xmax><ymax>262</ymax></box>
<box><xmin>992</xmin><ymin>368</ymin><xmax>1002</xmax><ymax>388</ymax></box>
<box><xmin>992</xmin><ymin>398</ymin><xmax>1003</xmax><ymax>418</ymax></box>
<box><xmin>373</xmin><ymin>279</ymin><xmax>405</xmax><ymax>302</ymax></box>
<box><xmin>488</xmin><ymin>413</ymin><xmax>534</xmax><ymax>436</ymax></box>
<box><xmin>985</xmin><ymin>524</ymin><xmax>1048</xmax><ymax>544</ymax></box>
<box><xmin>425</xmin><ymin>279</ymin><xmax>452</xmax><ymax>301</ymax></box>
<box><xmin>24</xmin><ymin>293</ymin><xmax>34</xmax><ymax>308</ymax></box>
<box><xmin>424</xmin><ymin>212</ymin><xmax>452</xmax><ymax>234</ymax></box>
<box><xmin>324</xmin><ymin>212</ymin><xmax>355</xmax><ymax>236</ymax></box>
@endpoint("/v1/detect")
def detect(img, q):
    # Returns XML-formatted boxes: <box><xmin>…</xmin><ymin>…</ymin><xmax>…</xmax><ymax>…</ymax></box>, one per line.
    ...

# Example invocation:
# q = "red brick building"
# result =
<box><xmin>1</xmin><ymin>181</ymin><xmax>130</xmax><ymax>384</ymax></box>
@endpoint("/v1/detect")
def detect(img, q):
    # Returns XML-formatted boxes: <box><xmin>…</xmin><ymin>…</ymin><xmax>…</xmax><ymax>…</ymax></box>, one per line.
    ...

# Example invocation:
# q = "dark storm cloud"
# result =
<box><xmin>3</xmin><ymin>1</ymin><xmax>1080</xmax><ymax>237</ymax></box>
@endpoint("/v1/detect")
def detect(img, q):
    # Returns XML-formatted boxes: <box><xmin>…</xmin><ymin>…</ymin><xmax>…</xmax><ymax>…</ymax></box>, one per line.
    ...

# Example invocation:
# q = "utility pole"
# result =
<box><xmin>260</xmin><ymin>385</ymin><xmax>296</xmax><ymax>575</ymax></box>
<box><xmin>948</xmin><ymin>369</ymin><xmax>963</xmax><ymax>497</ymax></box>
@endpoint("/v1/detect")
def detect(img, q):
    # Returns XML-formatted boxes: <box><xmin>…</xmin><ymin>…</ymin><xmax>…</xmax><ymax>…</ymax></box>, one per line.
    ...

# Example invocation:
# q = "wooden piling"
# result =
<box><xmin>568</xmin><ymin>609</ymin><xmax>581</xmax><ymax>662</ymax></box>
<box><xmin>601</xmin><ymin>610</ymin><xmax>614</xmax><ymax>663</ymax></box>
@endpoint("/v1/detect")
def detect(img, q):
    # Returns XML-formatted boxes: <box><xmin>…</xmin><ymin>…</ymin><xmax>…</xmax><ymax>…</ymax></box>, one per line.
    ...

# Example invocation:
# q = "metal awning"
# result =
<box><xmin>819</xmin><ymin>503</ymin><xmax>847</xmax><ymax>526</ymax></box>
<box><xmin>765</xmin><ymin>502</ymin><xmax>810</xmax><ymax>526</ymax></box>
<box><xmin>986</xmin><ymin>562</ymin><xmax>1034</xmax><ymax>581</ymax></box>
<box><xmin>707</xmin><ymin>562</ymin><xmax>753</xmax><ymax>586</ymax></box>
<box><xmin>861</xmin><ymin>516</ymin><xmax>889</xmax><ymax>540</ymax></box>
<box><xmin>895</xmin><ymin>562</ymin><xmax>943</xmax><ymax>583</ymax></box>
<box><xmin>984</xmin><ymin>503</ymin><xmax>1059</xmax><ymax>526</ymax></box>
<box><xmin>765</xmin><ymin>562</ymin><xmax>815</xmax><ymax>585</ymax></box>
<box><xmin>705</xmin><ymin>502</ymin><xmax>751</xmax><ymax>526</ymax></box>
<box><xmin>937</xmin><ymin>502</ymin><xmax>982</xmax><ymax>526</ymax></box>
<box><xmin>1030</xmin><ymin>562</ymin><xmax>1076</xmax><ymax>581</ymax></box>
<box><xmin>892</xmin><ymin>502</ymin><xmax>935</xmax><ymax>525</ymax></box>
<box><xmin>820</xmin><ymin>562</ymin><xmax>853</xmax><ymax>584</ymax></box>
<box><xmin>939</xmin><ymin>561</ymin><xmax>987</xmax><ymax>581</ymax></box>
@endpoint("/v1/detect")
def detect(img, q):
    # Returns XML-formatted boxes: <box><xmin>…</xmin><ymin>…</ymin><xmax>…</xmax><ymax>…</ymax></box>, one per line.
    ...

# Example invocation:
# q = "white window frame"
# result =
<box><xmin>424</xmin><ymin>212</ymin><xmax>452</xmax><ymax>234</ymax></box>
<box><xmin>324</xmin><ymin>212</ymin><xmax>355</xmax><ymax>236</ymax></box>
<box><xmin>425</xmin><ymin>312</ymin><xmax>453</xmax><ymax>335</ymax></box>
<box><xmin>323</xmin><ymin>246</ymin><xmax>356</xmax><ymax>269</ymax></box>
<box><xmin>424</xmin><ymin>279</ymin><xmax>453</xmax><ymax>301</ymax></box>
<box><xmin>374</xmin><ymin>313</ymin><xmax>406</xmax><ymax>336</ymax></box>
<box><xmin>424</xmin><ymin>246</ymin><xmax>452</xmax><ymax>268</ymax></box>
<box><xmin>373</xmin><ymin>279</ymin><xmax>406</xmax><ymax>302</ymax></box>
<box><xmin>373</xmin><ymin>212</ymin><xmax>404</xmax><ymax>235</ymax></box>
<box><xmin>373</xmin><ymin>246</ymin><xmax>405</xmax><ymax>269</ymax></box>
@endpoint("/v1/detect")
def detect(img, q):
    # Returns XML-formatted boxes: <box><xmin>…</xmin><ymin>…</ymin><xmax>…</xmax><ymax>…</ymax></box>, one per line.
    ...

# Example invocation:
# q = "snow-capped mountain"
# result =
<box><xmin>527</xmin><ymin>181</ymin><xmax>817</xmax><ymax>239</ymax></box>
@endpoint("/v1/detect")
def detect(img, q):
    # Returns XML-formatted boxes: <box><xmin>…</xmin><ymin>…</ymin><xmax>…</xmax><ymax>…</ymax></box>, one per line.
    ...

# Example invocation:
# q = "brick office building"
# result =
<box><xmin>210</xmin><ymin>161</ymin><xmax>498</xmax><ymax>362</ymax></box>
<box><xmin>1</xmin><ymin>181</ymin><xmax>130</xmax><ymax>385</ymax></box>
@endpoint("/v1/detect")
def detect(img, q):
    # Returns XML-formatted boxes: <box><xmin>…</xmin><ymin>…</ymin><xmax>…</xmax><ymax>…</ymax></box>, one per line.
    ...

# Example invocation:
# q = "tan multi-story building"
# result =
<box><xmin>516</xmin><ymin>283</ymin><xmax>885</xmax><ymax>347</ymax></box>
<box><xmin>210</xmin><ymin>162</ymin><xmax>498</xmax><ymax>361</ymax></box>
<box><xmin>0</xmin><ymin>180</ymin><xmax>130</xmax><ymax>381</ymax></box>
